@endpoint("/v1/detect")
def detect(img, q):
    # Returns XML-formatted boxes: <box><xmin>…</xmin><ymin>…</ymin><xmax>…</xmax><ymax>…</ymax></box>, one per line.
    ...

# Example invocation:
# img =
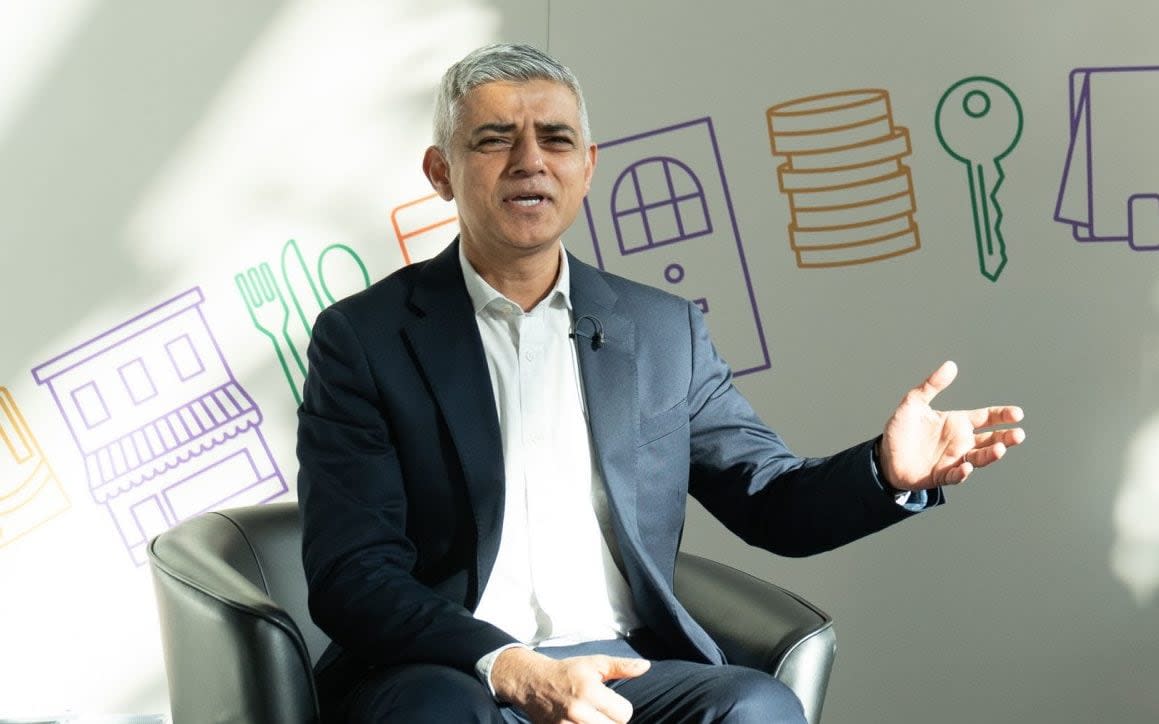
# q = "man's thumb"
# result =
<box><xmin>602</xmin><ymin>656</ymin><xmax>651</xmax><ymax>681</ymax></box>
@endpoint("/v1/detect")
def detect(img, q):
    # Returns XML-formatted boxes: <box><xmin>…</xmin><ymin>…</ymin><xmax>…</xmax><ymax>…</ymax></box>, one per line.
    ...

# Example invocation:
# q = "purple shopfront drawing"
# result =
<box><xmin>31</xmin><ymin>288</ymin><xmax>286</xmax><ymax>564</ymax></box>
<box><xmin>1054</xmin><ymin>66</ymin><xmax>1159</xmax><ymax>250</ymax></box>
<box><xmin>577</xmin><ymin>117</ymin><xmax>770</xmax><ymax>376</ymax></box>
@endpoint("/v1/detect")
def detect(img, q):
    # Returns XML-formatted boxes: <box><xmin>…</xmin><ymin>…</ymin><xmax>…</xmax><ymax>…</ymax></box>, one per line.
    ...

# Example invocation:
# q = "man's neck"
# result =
<box><xmin>464</xmin><ymin>240</ymin><xmax>562</xmax><ymax>312</ymax></box>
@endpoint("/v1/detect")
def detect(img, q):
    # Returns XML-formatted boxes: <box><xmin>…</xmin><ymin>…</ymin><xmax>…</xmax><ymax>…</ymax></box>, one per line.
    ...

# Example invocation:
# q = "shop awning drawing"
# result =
<box><xmin>32</xmin><ymin>288</ymin><xmax>286</xmax><ymax>564</ymax></box>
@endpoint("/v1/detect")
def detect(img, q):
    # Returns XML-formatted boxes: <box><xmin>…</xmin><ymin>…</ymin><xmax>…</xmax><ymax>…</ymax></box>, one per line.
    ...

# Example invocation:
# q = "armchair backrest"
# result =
<box><xmin>148</xmin><ymin>502</ymin><xmax>326</xmax><ymax>723</ymax></box>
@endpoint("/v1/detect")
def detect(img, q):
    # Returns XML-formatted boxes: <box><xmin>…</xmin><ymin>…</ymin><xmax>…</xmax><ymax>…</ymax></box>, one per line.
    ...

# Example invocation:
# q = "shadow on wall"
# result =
<box><xmin>0</xmin><ymin>0</ymin><xmax>287</xmax><ymax>375</ymax></box>
<box><xmin>1113</xmin><ymin>280</ymin><xmax>1159</xmax><ymax>606</ymax></box>
<box><xmin>1114</xmin><ymin>407</ymin><xmax>1159</xmax><ymax>600</ymax></box>
<box><xmin>1114</xmin><ymin>417</ymin><xmax>1159</xmax><ymax>604</ymax></box>
<box><xmin>0</xmin><ymin>0</ymin><xmax>500</xmax><ymax>717</ymax></box>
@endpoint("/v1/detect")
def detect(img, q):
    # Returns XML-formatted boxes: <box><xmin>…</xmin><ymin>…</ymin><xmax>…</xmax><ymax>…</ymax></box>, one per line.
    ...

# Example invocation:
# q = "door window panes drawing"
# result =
<box><xmin>0</xmin><ymin>387</ymin><xmax>69</xmax><ymax>548</ymax></box>
<box><xmin>1055</xmin><ymin>66</ymin><xmax>1159</xmax><ymax>250</ymax></box>
<box><xmin>31</xmin><ymin>288</ymin><xmax>286</xmax><ymax>565</ymax></box>
<box><xmin>577</xmin><ymin>117</ymin><xmax>769</xmax><ymax>377</ymax></box>
<box><xmin>235</xmin><ymin>239</ymin><xmax>371</xmax><ymax>403</ymax></box>
<box><xmin>612</xmin><ymin>157</ymin><xmax>712</xmax><ymax>254</ymax></box>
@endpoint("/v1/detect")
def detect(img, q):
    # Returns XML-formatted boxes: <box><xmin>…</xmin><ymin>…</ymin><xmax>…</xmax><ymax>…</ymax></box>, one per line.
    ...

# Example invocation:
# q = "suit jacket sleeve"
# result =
<box><xmin>682</xmin><ymin>302</ymin><xmax>943</xmax><ymax>556</ymax></box>
<box><xmin>297</xmin><ymin>305</ymin><xmax>516</xmax><ymax>673</ymax></box>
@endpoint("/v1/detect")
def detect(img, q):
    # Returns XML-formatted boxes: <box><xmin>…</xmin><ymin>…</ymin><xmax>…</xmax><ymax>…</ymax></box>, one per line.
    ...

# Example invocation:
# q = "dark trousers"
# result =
<box><xmin>329</xmin><ymin>635</ymin><xmax>805</xmax><ymax>723</ymax></box>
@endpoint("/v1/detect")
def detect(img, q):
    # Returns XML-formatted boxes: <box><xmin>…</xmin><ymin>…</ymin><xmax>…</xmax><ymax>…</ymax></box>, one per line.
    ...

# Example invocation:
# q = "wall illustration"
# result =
<box><xmin>235</xmin><ymin>239</ymin><xmax>372</xmax><ymax>403</ymax></box>
<box><xmin>576</xmin><ymin>117</ymin><xmax>770</xmax><ymax>377</ymax></box>
<box><xmin>30</xmin><ymin>288</ymin><xmax>287</xmax><ymax>565</ymax></box>
<box><xmin>935</xmin><ymin>76</ymin><xmax>1023</xmax><ymax>282</ymax></box>
<box><xmin>392</xmin><ymin>193</ymin><xmax>459</xmax><ymax>265</ymax></box>
<box><xmin>766</xmin><ymin>89</ymin><xmax>920</xmax><ymax>269</ymax></box>
<box><xmin>1054</xmin><ymin>65</ymin><xmax>1159</xmax><ymax>251</ymax></box>
<box><xmin>0</xmin><ymin>387</ymin><xmax>69</xmax><ymax>547</ymax></box>
<box><xmin>5</xmin><ymin>2</ymin><xmax>1159</xmax><ymax>720</ymax></box>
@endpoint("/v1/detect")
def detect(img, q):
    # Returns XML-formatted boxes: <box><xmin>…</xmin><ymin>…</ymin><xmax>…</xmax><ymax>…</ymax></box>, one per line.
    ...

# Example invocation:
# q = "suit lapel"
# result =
<box><xmin>567</xmin><ymin>254</ymin><xmax>641</xmax><ymax>547</ymax></box>
<box><xmin>401</xmin><ymin>241</ymin><xmax>505</xmax><ymax>603</ymax></box>
<box><xmin>570</xmin><ymin>255</ymin><xmax>722</xmax><ymax>664</ymax></box>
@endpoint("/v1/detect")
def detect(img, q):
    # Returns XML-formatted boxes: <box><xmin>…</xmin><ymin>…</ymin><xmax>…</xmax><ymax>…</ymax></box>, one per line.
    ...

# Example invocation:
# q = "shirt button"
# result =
<box><xmin>524</xmin><ymin>349</ymin><xmax>537</xmax><ymax>362</ymax></box>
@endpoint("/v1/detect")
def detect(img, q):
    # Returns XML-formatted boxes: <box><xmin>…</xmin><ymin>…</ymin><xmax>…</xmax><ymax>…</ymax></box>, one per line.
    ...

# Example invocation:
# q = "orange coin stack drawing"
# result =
<box><xmin>767</xmin><ymin>89</ymin><xmax>921</xmax><ymax>268</ymax></box>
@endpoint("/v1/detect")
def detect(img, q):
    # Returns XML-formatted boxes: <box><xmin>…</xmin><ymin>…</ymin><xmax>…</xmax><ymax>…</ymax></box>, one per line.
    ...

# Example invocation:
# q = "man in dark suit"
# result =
<box><xmin>297</xmin><ymin>43</ymin><xmax>1025</xmax><ymax>723</ymax></box>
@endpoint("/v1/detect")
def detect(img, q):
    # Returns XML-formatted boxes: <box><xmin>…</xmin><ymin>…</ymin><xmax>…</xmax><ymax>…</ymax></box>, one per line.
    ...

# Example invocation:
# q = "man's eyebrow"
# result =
<box><xmin>536</xmin><ymin>122</ymin><xmax>578</xmax><ymax>136</ymax></box>
<box><xmin>470</xmin><ymin>122</ymin><xmax>517</xmax><ymax>137</ymax></box>
<box><xmin>469</xmin><ymin>121</ymin><xmax>578</xmax><ymax>137</ymax></box>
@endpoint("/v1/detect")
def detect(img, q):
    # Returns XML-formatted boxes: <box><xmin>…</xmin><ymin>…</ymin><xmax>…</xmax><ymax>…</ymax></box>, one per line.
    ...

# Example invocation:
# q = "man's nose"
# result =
<box><xmin>508</xmin><ymin>136</ymin><xmax>545</xmax><ymax>174</ymax></box>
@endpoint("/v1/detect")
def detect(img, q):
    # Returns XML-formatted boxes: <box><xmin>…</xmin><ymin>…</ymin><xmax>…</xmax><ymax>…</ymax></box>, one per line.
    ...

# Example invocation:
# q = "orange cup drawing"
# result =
<box><xmin>391</xmin><ymin>193</ymin><xmax>459</xmax><ymax>265</ymax></box>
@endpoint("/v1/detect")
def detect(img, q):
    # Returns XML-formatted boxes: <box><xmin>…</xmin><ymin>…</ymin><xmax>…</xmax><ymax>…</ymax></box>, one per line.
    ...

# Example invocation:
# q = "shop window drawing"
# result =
<box><xmin>32</xmin><ymin>288</ymin><xmax>286</xmax><ymax>565</ymax></box>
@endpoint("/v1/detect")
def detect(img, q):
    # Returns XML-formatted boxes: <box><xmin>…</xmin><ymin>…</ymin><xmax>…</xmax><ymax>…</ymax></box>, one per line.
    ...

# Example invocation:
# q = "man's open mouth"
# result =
<box><xmin>509</xmin><ymin>194</ymin><xmax>547</xmax><ymax>207</ymax></box>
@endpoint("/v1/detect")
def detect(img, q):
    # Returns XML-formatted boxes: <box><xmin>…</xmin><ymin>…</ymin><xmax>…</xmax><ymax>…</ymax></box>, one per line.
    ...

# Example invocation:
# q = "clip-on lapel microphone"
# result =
<box><xmin>569</xmin><ymin>314</ymin><xmax>606</xmax><ymax>350</ymax></box>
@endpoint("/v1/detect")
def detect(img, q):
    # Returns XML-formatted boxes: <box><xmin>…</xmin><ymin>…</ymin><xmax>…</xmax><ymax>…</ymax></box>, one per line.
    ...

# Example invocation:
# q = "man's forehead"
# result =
<box><xmin>460</xmin><ymin>79</ymin><xmax>581</xmax><ymax>121</ymax></box>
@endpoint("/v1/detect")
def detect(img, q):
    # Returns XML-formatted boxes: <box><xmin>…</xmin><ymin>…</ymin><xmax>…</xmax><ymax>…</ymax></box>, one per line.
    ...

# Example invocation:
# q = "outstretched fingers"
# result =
<box><xmin>938</xmin><ymin>421</ymin><xmax>1025</xmax><ymax>486</ymax></box>
<box><xmin>973</xmin><ymin>427</ymin><xmax>1026</xmax><ymax>450</ymax></box>
<box><xmin>964</xmin><ymin>427</ymin><xmax>1026</xmax><ymax>469</ymax></box>
<box><xmin>965</xmin><ymin>409</ymin><xmax>1026</xmax><ymax>474</ymax></box>
<box><xmin>945</xmin><ymin>460</ymin><xmax>973</xmax><ymax>485</ymax></box>
<box><xmin>967</xmin><ymin>404</ymin><xmax>1025</xmax><ymax>430</ymax></box>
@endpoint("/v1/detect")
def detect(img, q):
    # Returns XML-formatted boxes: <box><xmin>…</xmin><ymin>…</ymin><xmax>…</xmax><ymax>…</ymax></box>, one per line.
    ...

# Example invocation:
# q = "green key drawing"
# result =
<box><xmin>935</xmin><ymin>76</ymin><xmax>1023</xmax><ymax>282</ymax></box>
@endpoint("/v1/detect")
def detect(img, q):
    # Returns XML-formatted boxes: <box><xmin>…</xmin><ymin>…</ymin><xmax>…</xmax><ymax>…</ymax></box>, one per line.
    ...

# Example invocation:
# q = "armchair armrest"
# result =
<box><xmin>148</xmin><ymin>511</ymin><xmax>320</xmax><ymax>724</ymax></box>
<box><xmin>674</xmin><ymin>552</ymin><xmax>836</xmax><ymax>724</ymax></box>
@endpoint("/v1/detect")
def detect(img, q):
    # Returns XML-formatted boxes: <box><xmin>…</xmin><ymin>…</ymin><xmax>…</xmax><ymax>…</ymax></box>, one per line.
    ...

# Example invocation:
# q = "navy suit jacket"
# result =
<box><xmin>297</xmin><ymin>240</ymin><xmax>939</xmax><ymax>684</ymax></box>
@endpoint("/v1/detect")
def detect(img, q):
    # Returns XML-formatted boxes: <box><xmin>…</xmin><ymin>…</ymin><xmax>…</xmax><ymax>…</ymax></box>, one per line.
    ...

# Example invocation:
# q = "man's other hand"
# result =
<box><xmin>880</xmin><ymin>360</ymin><xmax>1026</xmax><ymax>490</ymax></box>
<box><xmin>491</xmin><ymin>646</ymin><xmax>651</xmax><ymax>723</ymax></box>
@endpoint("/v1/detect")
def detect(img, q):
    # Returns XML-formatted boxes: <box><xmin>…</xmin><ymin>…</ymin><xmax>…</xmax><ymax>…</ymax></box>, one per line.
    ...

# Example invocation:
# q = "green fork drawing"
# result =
<box><xmin>235</xmin><ymin>263</ymin><xmax>307</xmax><ymax>404</ymax></box>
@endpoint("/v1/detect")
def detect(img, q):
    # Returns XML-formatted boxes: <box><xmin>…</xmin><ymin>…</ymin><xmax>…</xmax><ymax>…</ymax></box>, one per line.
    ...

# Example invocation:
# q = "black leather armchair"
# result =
<box><xmin>148</xmin><ymin>503</ymin><xmax>836</xmax><ymax>723</ymax></box>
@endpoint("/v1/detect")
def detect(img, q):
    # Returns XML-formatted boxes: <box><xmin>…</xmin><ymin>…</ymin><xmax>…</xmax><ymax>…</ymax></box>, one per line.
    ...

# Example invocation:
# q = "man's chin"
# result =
<box><xmin>497</xmin><ymin>227</ymin><xmax>565</xmax><ymax>252</ymax></box>
<box><xmin>506</xmin><ymin>237</ymin><xmax>562</xmax><ymax>255</ymax></box>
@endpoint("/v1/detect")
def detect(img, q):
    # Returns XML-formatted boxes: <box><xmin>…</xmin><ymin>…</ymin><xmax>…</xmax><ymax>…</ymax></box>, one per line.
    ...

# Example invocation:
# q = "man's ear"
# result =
<box><xmin>582</xmin><ymin>142</ymin><xmax>598</xmax><ymax>195</ymax></box>
<box><xmin>423</xmin><ymin>146</ymin><xmax>454</xmax><ymax>201</ymax></box>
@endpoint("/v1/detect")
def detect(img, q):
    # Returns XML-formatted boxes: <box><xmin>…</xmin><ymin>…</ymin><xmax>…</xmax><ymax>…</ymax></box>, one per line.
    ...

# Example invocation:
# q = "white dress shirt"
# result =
<box><xmin>456</xmin><ymin>244</ymin><xmax>925</xmax><ymax>694</ymax></box>
<box><xmin>459</xmin><ymin>246</ymin><xmax>641</xmax><ymax>686</ymax></box>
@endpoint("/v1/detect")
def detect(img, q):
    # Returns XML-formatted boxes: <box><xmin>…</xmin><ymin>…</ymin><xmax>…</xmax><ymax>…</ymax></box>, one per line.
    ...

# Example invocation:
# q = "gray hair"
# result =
<box><xmin>433</xmin><ymin>43</ymin><xmax>590</xmax><ymax>151</ymax></box>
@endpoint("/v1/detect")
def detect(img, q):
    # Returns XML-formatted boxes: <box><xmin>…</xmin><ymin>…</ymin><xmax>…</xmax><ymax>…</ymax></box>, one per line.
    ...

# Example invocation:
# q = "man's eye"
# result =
<box><xmin>478</xmin><ymin>137</ymin><xmax>509</xmax><ymax>147</ymax></box>
<box><xmin>544</xmin><ymin>136</ymin><xmax>574</xmax><ymax>147</ymax></box>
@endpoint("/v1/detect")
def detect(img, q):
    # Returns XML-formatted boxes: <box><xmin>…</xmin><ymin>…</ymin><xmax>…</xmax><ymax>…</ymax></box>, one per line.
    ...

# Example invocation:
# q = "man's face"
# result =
<box><xmin>424</xmin><ymin>79</ymin><xmax>597</xmax><ymax>264</ymax></box>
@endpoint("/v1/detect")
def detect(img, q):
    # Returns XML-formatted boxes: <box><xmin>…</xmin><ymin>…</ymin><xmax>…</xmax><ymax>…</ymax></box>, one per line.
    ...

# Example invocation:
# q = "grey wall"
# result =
<box><xmin>1</xmin><ymin>1</ymin><xmax>1156</xmax><ymax>721</ymax></box>
<box><xmin>548</xmin><ymin>2</ymin><xmax>1159</xmax><ymax>722</ymax></box>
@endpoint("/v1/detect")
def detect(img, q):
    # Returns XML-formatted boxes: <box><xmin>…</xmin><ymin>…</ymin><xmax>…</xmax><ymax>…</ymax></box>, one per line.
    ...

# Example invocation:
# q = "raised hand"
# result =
<box><xmin>879</xmin><ymin>361</ymin><xmax>1025</xmax><ymax>490</ymax></box>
